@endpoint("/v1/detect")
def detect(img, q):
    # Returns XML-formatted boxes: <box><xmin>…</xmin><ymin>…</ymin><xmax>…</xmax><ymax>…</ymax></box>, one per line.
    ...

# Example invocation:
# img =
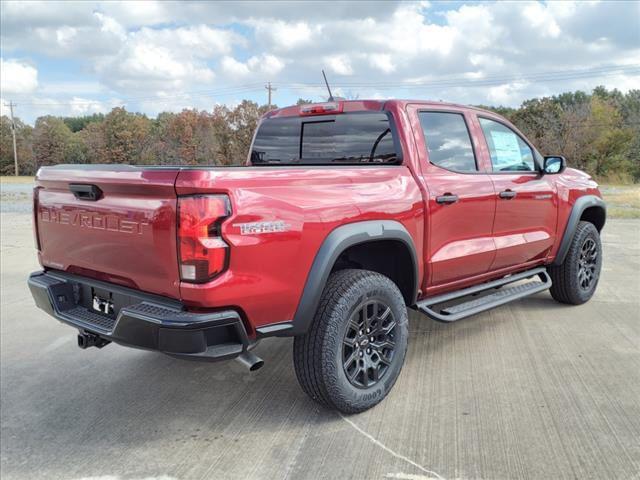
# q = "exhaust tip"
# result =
<box><xmin>249</xmin><ymin>359</ymin><xmax>264</xmax><ymax>371</ymax></box>
<box><xmin>236</xmin><ymin>350</ymin><xmax>264</xmax><ymax>371</ymax></box>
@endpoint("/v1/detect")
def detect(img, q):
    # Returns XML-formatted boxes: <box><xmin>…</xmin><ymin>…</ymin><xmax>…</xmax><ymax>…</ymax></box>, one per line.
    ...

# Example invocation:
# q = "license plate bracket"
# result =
<box><xmin>91</xmin><ymin>287</ymin><xmax>114</xmax><ymax>316</ymax></box>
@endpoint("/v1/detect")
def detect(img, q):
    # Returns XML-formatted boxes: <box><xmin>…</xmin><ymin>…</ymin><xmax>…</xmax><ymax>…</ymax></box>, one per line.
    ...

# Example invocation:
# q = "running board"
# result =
<box><xmin>415</xmin><ymin>267</ymin><xmax>552</xmax><ymax>323</ymax></box>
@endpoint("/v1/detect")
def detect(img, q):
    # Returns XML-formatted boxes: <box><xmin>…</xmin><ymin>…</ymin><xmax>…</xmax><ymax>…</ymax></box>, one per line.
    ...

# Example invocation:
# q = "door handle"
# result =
<box><xmin>436</xmin><ymin>194</ymin><xmax>459</xmax><ymax>204</ymax></box>
<box><xmin>499</xmin><ymin>189</ymin><xmax>517</xmax><ymax>199</ymax></box>
<box><xmin>69</xmin><ymin>183</ymin><xmax>102</xmax><ymax>201</ymax></box>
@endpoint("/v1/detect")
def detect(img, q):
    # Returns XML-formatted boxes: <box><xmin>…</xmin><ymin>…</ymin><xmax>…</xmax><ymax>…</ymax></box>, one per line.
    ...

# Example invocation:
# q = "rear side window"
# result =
<box><xmin>479</xmin><ymin>118</ymin><xmax>535</xmax><ymax>172</ymax></box>
<box><xmin>251</xmin><ymin>112</ymin><xmax>399</xmax><ymax>165</ymax></box>
<box><xmin>418</xmin><ymin>112</ymin><xmax>477</xmax><ymax>172</ymax></box>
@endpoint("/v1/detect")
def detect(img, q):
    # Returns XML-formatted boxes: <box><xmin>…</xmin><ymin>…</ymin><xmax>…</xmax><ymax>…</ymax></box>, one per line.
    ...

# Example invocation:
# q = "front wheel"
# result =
<box><xmin>549</xmin><ymin>221</ymin><xmax>602</xmax><ymax>305</ymax></box>
<box><xmin>293</xmin><ymin>269</ymin><xmax>409</xmax><ymax>414</ymax></box>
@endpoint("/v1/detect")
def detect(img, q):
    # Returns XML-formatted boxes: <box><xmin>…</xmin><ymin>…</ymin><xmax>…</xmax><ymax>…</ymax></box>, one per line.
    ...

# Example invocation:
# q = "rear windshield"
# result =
<box><xmin>250</xmin><ymin>112</ymin><xmax>399</xmax><ymax>165</ymax></box>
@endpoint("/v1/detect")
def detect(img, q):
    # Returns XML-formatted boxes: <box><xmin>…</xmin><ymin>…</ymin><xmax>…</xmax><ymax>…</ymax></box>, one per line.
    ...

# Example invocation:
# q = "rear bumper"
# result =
<box><xmin>28</xmin><ymin>270</ymin><xmax>252</xmax><ymax>361</ymax></box>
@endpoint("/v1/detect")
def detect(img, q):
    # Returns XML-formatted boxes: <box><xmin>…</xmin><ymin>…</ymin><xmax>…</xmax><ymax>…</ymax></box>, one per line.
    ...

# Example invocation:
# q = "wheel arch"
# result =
<box><xmin>553</xmin><ymin>195</ymin><xmax>606</xmax><ymax>266</ymax></box>
<box><xmin>290</xmin><ymin>220</ymin><xmax>419</xmax><ymax>336</ymax></box>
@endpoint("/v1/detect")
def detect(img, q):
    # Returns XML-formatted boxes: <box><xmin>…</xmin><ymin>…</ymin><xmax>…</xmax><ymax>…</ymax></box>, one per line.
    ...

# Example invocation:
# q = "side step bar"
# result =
<box><xmin>415</xmin><ymin>267</ymin><xmax>552</xmax><ymax>323</ymax></box>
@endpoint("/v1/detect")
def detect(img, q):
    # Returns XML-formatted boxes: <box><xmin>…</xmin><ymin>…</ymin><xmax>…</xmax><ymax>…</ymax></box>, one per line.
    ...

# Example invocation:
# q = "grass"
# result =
<box><xmin>0</xmin><ymin>176</ymin><xmax>34</xmax><ymax>184</ymax></box>
<box><xmin>600</xmin><ymin>184</ymin><xmax>640</xmax><ymax>219</ymax></box>
<box><xmin>1</xmin><ymin>176</ymin><xmax>638</xmax><ymax>218</ymax></box>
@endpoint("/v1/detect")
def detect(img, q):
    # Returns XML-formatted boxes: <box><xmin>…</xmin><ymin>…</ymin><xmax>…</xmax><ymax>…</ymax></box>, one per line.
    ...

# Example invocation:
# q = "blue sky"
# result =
<box><xmin>1</xmin><ymin>0</ymin><xmax>639</xmax><ymax>124</ymax></box>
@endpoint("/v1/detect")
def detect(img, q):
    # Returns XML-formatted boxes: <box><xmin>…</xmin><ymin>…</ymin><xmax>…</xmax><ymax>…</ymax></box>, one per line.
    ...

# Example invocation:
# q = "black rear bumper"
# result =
<box><xmin>28</xmin><ymin>270</ymin><xmax>252</xmax><ymax>361</ymax></box>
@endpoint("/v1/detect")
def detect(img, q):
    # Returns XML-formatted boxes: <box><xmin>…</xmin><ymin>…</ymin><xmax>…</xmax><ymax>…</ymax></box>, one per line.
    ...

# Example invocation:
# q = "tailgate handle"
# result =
<box><xmin>69</xmin><ymin>183</ymin><xmax>102</xmax><ymax>201</ymax></box>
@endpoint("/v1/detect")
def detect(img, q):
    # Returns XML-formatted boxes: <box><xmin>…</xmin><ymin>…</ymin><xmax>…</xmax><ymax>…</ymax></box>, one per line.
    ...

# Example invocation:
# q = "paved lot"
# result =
<box><xmin>1</xmin><ymin>211</ymin><xmax>639</xmax><ymax>480</ymax></box>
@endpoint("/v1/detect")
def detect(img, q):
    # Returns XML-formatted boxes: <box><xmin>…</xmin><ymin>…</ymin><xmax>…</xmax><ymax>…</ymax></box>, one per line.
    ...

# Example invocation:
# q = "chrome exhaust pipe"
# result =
<box><xmin>236</xmin><ymin>350</ymin><xmax>264</xmax><ymax>371</ymax></box>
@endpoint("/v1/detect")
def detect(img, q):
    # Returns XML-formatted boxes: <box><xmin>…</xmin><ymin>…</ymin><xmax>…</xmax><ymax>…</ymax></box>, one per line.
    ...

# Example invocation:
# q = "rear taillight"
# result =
<box><xmin>178</xmin><ymin>195</ymin><xmax>231</xmax><ymax>283</ymax></box>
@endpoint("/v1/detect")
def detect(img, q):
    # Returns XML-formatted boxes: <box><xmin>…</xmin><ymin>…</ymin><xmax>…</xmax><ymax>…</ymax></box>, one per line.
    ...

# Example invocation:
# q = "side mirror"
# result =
<box><xmin>543</xmin><ymin>155</ymin><xmax>566</xmax><ymax>174</ymax></box>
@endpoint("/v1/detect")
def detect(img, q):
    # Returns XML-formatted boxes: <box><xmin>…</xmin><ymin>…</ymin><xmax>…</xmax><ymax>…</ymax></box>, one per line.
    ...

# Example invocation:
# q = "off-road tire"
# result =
<box><xmin>549</xmin><ymin>221</ymin><xmax>602</xmax><ymax>305</ymax></box>
<box><xmin>293</xmin><ymin>269</ymin><xmax>409</xmax><ymax>414</ymax></box>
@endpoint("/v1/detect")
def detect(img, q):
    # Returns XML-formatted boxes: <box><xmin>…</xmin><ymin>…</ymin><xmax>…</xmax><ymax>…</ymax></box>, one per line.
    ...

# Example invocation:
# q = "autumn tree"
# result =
<box><xmin>63</xmin><ymin>113</ymin><xmax>105</xmax><ymax>133</ymax></box>
<box><xmin>225</xmin><ymin>100</ymin><xmax>271</xmax><ymax>165</ymax></box>
<box><xmin>172</xmin><ymin>110</ymin><xmax>217</xmax><ymax>165</ymax></box>
<box><xmin>32</xmin><ymin>116</ymin><xmax>77</xmax><ymax>170</ymax></box>
<box><xmin>102</xmin><ymin>107</ymin><xmax>151</xmax><ymax>164</ymax></box>
<box><xmin>210</xmin><ymin>104</ymin><xmax>235</xmax><ymax>165</ymax></box>
<box><xmin>1</xmin><ymin>116</ymin><xmax>17</xmax><ymax>175</ymax></box>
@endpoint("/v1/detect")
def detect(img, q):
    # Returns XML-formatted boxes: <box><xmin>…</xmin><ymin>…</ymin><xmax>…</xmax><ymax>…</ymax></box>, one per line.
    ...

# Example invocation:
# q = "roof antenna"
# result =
<box><xmin>322</xmin><ymin>70</ymin><xmax>334</xmax><ymax>101</ymax></box>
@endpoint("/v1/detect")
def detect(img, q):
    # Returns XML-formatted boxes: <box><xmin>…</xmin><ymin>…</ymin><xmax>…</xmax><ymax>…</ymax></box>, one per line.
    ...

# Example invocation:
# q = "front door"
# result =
<box><xmin>412</xmin><ymin>108</ymin><xmax>497</xmax><ymax>287</ymax></box>
<box><xmin>475</xmin><ymin>116</ymin><xmax>558</xmax><ymax>270</ymax></box>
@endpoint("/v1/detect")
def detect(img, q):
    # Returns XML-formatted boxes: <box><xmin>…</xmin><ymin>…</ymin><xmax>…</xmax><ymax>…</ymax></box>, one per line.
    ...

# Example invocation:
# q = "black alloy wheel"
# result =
<box><xmin>342</xmin><ymin>299</ymin><xmax>397</xmax><ymax>389</ymax></box>
<box><xmin>578</xmin><ymin>237</ymin><xmax>598</xmax><ymax>290</ymax></box>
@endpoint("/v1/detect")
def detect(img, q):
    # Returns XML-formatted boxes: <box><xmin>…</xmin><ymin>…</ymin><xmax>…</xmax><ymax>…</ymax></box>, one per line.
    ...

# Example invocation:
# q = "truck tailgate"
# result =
<box><xmin>35</xmin><ymin>166</ymin><xmax>181</xmax><ymax>298</ymax></box>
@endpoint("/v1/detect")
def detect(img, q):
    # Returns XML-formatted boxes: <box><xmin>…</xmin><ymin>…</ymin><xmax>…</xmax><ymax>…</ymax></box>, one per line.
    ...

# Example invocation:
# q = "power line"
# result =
<box><xmin>11</xmin><ymin>84</ymin><xmax>268</xmax><ymax>106</ymax></box>
<box><xmin>283</xmin><ymin>64</ymin><xmax>640</xmax><ymax>86</ymax></box>
<box><xmin>14</xmin><ymin>88</ymin><xmax>267</xmax><ymax>107</ymax></box>
<box><xmin>277</xmin><ymin>65</ymin><xmax>640</xmax><ymax>90</ymax></box>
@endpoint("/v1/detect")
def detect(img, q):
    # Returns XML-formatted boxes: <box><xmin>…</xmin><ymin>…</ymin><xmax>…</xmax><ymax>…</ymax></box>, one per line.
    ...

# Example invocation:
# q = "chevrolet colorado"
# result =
<box><xmin>29</xmin><ymin>100</ymin><xmax>605</xmax><ymax>413</ymax></box>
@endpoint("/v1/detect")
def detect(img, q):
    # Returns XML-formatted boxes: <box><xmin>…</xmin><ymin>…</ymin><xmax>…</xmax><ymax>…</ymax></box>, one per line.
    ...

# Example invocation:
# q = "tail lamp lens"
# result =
<box><xmin>178</xmin><ymin>195</ymin><xmax>231</xmax><ymax>283</ymax></box>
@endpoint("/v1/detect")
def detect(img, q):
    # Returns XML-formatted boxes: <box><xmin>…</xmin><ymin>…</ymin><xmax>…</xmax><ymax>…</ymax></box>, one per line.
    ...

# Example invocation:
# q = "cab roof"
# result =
<box><xmin>264</xmin><ymin>99</ymin><xmax>496</xmax><ymax>119</ymax></box>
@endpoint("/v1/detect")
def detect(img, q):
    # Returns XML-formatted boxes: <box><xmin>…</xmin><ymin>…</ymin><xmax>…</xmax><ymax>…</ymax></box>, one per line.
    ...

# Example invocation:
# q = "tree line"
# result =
<box><xmin>1</xmin><ymin>87</ymin><xmax>638</xmax><ymax>182</ymax></box>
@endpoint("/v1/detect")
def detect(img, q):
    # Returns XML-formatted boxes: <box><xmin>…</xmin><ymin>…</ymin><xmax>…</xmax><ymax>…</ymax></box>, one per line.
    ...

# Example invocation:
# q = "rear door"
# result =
<box><xmin>474</xmin><ymin>116</ymin><xmax>558</xmax><ymax>270</ymax></box>
<box><xmin>35</xmin><ymin>166</ymin><xmax>182</xmax><ymax>298</ymax></box>
<box><xmin>409</xmin><ymin>106</ymin><xmax>497</xmax><ymax>287</ymax></box>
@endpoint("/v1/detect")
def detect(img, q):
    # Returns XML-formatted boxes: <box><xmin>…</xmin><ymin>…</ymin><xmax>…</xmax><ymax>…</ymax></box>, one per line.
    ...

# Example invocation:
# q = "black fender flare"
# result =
<box><xmin>553</xmin><ymin>195</ymin><xmax>606</xmax><ymax>266</ymax></box>
<box><xmin>289</xmin><ymin>220</ymin><xmax>419</xmax><ymax>336</ymax></box>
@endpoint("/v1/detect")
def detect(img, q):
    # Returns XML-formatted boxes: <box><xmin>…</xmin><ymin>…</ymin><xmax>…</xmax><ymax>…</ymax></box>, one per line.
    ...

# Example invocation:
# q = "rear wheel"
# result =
<box><xmin>549</xmin><ymin>221</ymin><xmax>602</xmax><ymax>305</ymax></box>
<box><xmin>293</xmin><ymin>269</ymin><xmax>409</xmax><ymax>413</ymax></box>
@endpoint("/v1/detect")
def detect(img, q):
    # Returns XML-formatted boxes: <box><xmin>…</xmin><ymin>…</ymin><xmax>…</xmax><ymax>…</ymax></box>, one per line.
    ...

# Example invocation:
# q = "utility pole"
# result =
<box><xmin>5</xmin><ymin>101</ymin><xmax>18</xmax><ymax>176</ymax></box>
<box><xmin>265</xmin><ymin>82</ymin><xmax>277</xmax><ymax>109</ymax></box>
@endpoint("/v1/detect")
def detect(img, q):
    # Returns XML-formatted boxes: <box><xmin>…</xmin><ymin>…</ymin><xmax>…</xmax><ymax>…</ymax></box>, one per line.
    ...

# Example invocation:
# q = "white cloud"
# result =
<box><xmin>93</xmin><ymin>24</ymin><xmax>245</xmax><ymax>92</ymax></box>
<box><xmin>247</xmin><ymin>55</ymin><xmax>286</xmax><ymax>76</ymax></box>
<box><xmin>222</xmin><ymin>54</ymin><xmax>286</xmax><ymax>79</ymax></box>
<box><xmin>487</xmin><ymin>81</ymin><xmax>530</xmax><ymax>105</ymax></box>
<box><xmin>94</xmin><ymin>12</ymin><xmax>127</xmax><ymax>40</ymax></box>
<box><xmin>384</xmin><ymin>3</ymin><xmax>457</xmax><ymax>56</ymax></box>
<box><xmin>325</xmin><ymin>55</ymin><xmax>353</xmax><ymax>76</ymax></box>
<box><xmin>250</xmin><ymin>20</ymin><xmax>316</xmax><ymax>51</ymax></box>
<box><xmin>522</xmin><ymin>2</ymin><xmax>561</xmax><ymax>38</ymax></box>
<box><xmin>2</xmin><ymin>11</ymin><xmax>126</xmax><ymax>57</ymax></box>
<box><xmin>133</xmin><ymin>25</ymin><xmax>244</xmax><ymax>59</ymax></box>
<box><xmin>369</xmin><ymin>54</ymin><xmax>395</xmax><ymax>74</ymax></box>
<box><xmin>68</xmin><ymin>97</ymin><xmax>110</xmax><ymax>115</ymax></box>
<box><xmin>0</xmin><ymin>58</ymin><xmax>38</xmax><ymax>94</ymax></box>
<box><xmin>221</xmin><ymin>56</ymin><xmax>251</xmax><ymax>77</ymax></box>
<box><xmin>468</xmin><ymin>53</ymin><xmax>505</xmax><ymax>69</ymax></box>
<box><xmin>446</xmin><ymin>4</ymin><xmax>500</xmax><ymax>49</ymax></box>
<box><xmin>99</xmin><ymin>1</ymin><xmax>172</xmax><ymax>27</ymax></box>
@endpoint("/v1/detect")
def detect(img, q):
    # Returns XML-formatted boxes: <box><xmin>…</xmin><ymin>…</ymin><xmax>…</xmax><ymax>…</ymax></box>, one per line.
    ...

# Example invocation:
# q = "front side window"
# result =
<box><xmin>479</xmin><ymin>118</ymin><xmax>535</xmax><ymax>172</ymax></box>
<box><xmin>418</xmin><ymin>112</ymin><xmax>477</xmax><ymax>172</ymax></box>
<box><xmin>251</xmin><ymin>112</ymin><xmax>398</xmax><ymax>165</ymax></box>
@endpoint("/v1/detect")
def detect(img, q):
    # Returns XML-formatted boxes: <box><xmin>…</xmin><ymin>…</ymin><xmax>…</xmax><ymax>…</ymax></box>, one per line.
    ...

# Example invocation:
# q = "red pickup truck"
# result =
<box><xmin>29</xmin><ymin>100</ymin><xmax>605</xmax><ymax>413</ymax></box>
